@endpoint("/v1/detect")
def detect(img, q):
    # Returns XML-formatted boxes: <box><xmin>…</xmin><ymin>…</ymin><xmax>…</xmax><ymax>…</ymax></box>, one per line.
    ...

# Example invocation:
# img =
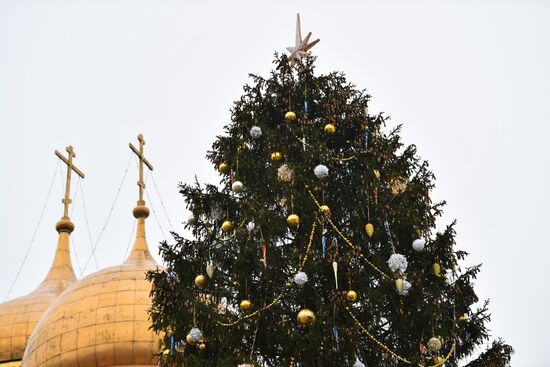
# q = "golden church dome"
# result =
<box><xmin>22</xmin><ymin>202</ymin><xmax>162</xmax><ymax>367</ymax></box>
<box><xmin>0</xmin><ymin>220</ymin><xmax>77</xmax><ymax>363</ymax></box>
<box><xmin>0</xmin><ymin>146</ymin><xmax>84</xmax><ymax>364</ymax></box>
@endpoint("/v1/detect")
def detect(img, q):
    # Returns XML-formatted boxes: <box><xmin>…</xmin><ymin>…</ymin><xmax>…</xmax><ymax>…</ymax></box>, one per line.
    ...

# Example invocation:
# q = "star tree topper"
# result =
<box><xmin>286</xmin><ymin>14</ymin><xmax>320</xmax><ymax>63</ymax></box>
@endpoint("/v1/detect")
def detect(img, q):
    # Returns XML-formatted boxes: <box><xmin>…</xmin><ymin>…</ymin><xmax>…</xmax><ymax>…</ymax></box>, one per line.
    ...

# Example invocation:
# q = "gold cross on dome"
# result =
<box><xmin>55</xmin><ymin>145</ymin><xmax>85</xmax><ymax>219</ymax></box>
<box><xmin>129</xmin><ymin>134</ymin><xmax>154</xmax><ymax>202</ymax></box>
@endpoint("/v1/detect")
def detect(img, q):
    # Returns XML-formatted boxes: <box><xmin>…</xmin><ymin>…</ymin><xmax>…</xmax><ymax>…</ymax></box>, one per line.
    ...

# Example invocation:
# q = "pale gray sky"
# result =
<box><xmin>1</xmin><ymin>0</ymin><xmax>548</xmax><ymax>365</ymax></box>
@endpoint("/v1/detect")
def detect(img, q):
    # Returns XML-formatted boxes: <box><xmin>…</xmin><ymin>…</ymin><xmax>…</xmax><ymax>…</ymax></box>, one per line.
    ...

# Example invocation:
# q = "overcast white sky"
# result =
<box><xmin>1</xmin><ymin>0</ymin><xmax>549</xmax><ymax>365</ymax></box>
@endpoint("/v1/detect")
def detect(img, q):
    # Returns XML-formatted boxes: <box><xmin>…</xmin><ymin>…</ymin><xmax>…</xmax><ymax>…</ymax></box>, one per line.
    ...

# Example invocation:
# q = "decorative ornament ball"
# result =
<box><xmin>459</xmin><ymin>314</ymin><xmax>469</xmax><ymax>322</ymax></box>
<box><xmin>249</xmin><ymin>126</ymin><xmax>262</xmax><ymax>139</ymax></box>
<box><xmin>436</xmin><ymin>231</ymin><xmax>444</xmax><ymax>237</ymax></box>
<box><xmin>432</xmin><ymin>262</ymin><xmax>442</xmax><ymax>277</ymax></box>
<box><xmin>294</xmin><ymin>271</ymin><xmax>308</xmax><ymax>286</ymax></box>
<box><xmin>346</xmin><ymin>290</ymin><xmax>358</xmax><ymax>302</ymax></box>
<box><xmin>221</xmin><ymin>220</ymin><xmax>234</xmax><ymax>232</ymax></box>
<box><xmin>194</xmin><ymin>274</ymin><xmax>206</xmax><ymax>288</ymax></box>
<box><xmin>373</xmin><ymin>169</ymin><xmax>381</xmax><ymax>180</ymax></box>
<box><xmin>198</xmin><ymin>342</ymin><xmax>206</xmax><ymax>351</ymax></box>
<box><xmin>206</xmin><ymin>262</ymin><xmax>215</xmax><ymax>278</ymax></box>
<box><xmin>239</xmin><ymin>299</ymin><xmax>252</xmax><ymax>312</ymax></box>
<box><xmin>428</xmin><ymin>337</ymin><xmax>442</xmax><ymax>352</ymax></box>
<box><xmin>390</xmin><ymin>177</ymin><xmax>408</xmax><ymax>195</ymax></box>
<box><xmin>232</xmin><ymin>180</ymin><xmax>244</xmax><ymax>193</ymax></box>
<box><xmin>162</xmin><ymin>349</ymin><xmax>170</xmax><ymax>356</ymax></box>
<box><xmin>412</xmin><ymin>238</ymin><xmax>426</xmax><ymax>251</ymax></box>
<box><xmin>314</xmin><ymin>164</ymin><xmax>329</xmax><ymax>179</ymax></box>
<box><xmin>186</xmin><ymin>327</ymin><xmax>203</xmax><ymax>345</ymax></box>
<box><xmin>319</xmin><ymin>205</ymin><xmax>330</xmax><ymax>214</ymax></box>
<box><xmin>277</xmin><ymin>164</ymin><xmax>294</xmax><ymax>182</ymax></box>
<box><xmin>365</xmin><ymin>223</ymin><xmax>374</xmax><ymax>238</ymax></box>
<box><xmin>287</xmin><ymin>214</ymin><xmax>300</xmax><ymax>227</ymax></box>
<box><xmin>218</xmin><ymin>162</ymin><xmax>229</xmax><ymax>174</ymax></box>
<box><xmin>186</xmin><ymin>214</ymin><xmax>196</xmax><ymax>226</ymax></box>
<box><xmin>324</xmin><ymin>123</ymin><xmax>336</xmax><ymax>134</ymax></box>
<box><xmin>284</xmin><ymin>111</ymin><xmax>297</xmax><ymax>122</ymax></box>
<box><xmin>186</xmin><ymin>334</ymin><xmax>196</xmax><ymax>345</ymax></box>
<box><xmin>433</xmin><ymin>356</ymin><xmax>445</xmax><ymax>364</ymax></box>
<box><xmin>271</xmin><ymin>152</ymin><xmax>283</xmax><ymax>162</ymax></box>
<box><xmin>297</xmin><ymin>308</ymin><xmax>316</xmax><ymax>327</ymax></box>
<box><xmin>388</xmin><ymin>253</ymin><xmax>408</xmax><ymax>273</ymax></box>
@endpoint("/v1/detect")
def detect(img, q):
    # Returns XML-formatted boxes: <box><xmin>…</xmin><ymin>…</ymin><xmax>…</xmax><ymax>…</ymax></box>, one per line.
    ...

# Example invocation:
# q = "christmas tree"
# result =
<box><xmin>147</xmin><ymin>16</ymin><xmax>512</xmax><ymax>367</ymax></box>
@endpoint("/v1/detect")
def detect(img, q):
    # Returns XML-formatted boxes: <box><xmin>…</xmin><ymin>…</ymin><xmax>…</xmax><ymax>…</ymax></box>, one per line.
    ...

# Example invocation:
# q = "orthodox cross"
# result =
<box><xmin>55</xmin><ymin>146</ymin><xmax>85</xmax><ymax>219</ymax></box>
<box><xmin>129</xmin><ymin>134</ymin><xmax>154</xmax><ymax>202</ymax></box>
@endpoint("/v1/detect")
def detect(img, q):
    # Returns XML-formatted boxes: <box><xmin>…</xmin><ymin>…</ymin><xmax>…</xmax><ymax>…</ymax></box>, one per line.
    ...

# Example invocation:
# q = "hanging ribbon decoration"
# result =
<box><xmin>262</xmin><ymin>243</ymin><xmax>267</xmax><ymax>268</ymax></box>
<box><xmin>333</xmin><ymin>324</ymin><xmax>340</xmax><ymax>351</ymax></box>
<box><xmin>322</xmin><ymin>229</ymin><xmax>328</xmax><ymax>258</ymax></box>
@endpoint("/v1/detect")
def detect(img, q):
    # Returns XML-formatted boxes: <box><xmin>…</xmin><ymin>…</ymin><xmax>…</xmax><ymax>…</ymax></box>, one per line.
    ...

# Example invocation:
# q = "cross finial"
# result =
<box><xmin>129</xmin><ymin>133</ymin><xmax>154</xmax><ymax>203</ymax></box>
<box><xmin>55</xmin><ymin>145</ymin><xmax>85</xmax><ymax>219</ymax></box>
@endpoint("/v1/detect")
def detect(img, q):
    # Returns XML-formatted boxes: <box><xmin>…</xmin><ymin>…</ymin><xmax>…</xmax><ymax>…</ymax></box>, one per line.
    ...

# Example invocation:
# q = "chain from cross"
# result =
<box><xmin>129</xmin><ymin>134</ymin><xmax>154</xmax><ymax>202</ymax></box>
<box><xmin>55</xmin><ymin>146</ymin><xmax>85</xmax><ymax>219</ymax></box>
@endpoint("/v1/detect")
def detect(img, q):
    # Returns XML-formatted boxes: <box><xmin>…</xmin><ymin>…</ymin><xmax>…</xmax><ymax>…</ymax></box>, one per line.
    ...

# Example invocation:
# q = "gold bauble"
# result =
<box><xmin>195</xmin><ymin>274</ymin><xmax>206</xmax><ymax>288</ymax></box>
<box><xmin>287</xmin><ymin>214</ymin><xmax>300</xmax><ymax>227</ymax></box>
<box><xmin>284</xmin><ymin>111</ymin><xmax>297</xmax><ymax>122</ymax></box>
<box><xmin>221</xmin><ymin>220</ymin><xmax>234</xmax><ymax>232</ymax></box>
<box><xmin>297</xmin><ymin>308</ymin><xmax>316</xmax><ymax>327</ymax></box>
<box><xmin>432</xmin><ymin>262</ymin><xmax>442</xmax><ymax>277</ymax></box>
<box><xmin>198</xmin><ymin>342</ymin><xmax>206</xmax><ymax>351</ymax></box>
<box><xmin>433</xmin><ymin>356</ymin><xmax>445</xmax><ymax>364</ymax></box>
<box><xmin>271</xmin><ymin>152</ymin><xmax>283</xmax><ymax>161</ymax></box>
<box><xmin>373</xmin><ymin>169</ymin><xmax>381</xmax><ymax>180</ymax></box>
<box><xmin>218</xmin><ymin>162</ymin><xmax>229</xmax><ymax>173</ymax></box>
<box><xmin>365</xmin><ymin>223</ymin><xmax>374</xmax><ymax>238</ymax></box>
<box><xmin>239</xmin><ymin>299</ymin><xmax>252</xmax><ymax>311</ymax></box>
<box><xmin>162</xmin><ymin>349</ymin><xmax>170</xmax><ymax>356</ymax></box>
<box><xmin>459</xmin><ymin>314</ymin><xmax>469</xmax><ymax>322</ymax></box>
<box><xmin>324</xmin><ymin>123</ymin><xmax>336</xmax><ymax>134</ymax></box>
<box><xmin>319</xmin><ymin>205</ymin><xmax>330</xmax><ymax>214</ymax></box>
<box><xmin>186</xmin><ymin>334</ymin><xmax>197</xmax><ymax>345</ymax></box>
<box><xmin>346</xmin><ymin>290</ymin><xmax>358</xmax><ymax>302</ymax></box>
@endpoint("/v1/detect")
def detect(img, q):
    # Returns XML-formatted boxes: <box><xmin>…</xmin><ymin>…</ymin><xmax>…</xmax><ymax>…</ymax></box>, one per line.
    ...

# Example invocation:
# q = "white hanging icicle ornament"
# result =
<box><xmin>332</xmin><ymin>261</ymin><xmax>338</xmax><ymax>289</ymax></box>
